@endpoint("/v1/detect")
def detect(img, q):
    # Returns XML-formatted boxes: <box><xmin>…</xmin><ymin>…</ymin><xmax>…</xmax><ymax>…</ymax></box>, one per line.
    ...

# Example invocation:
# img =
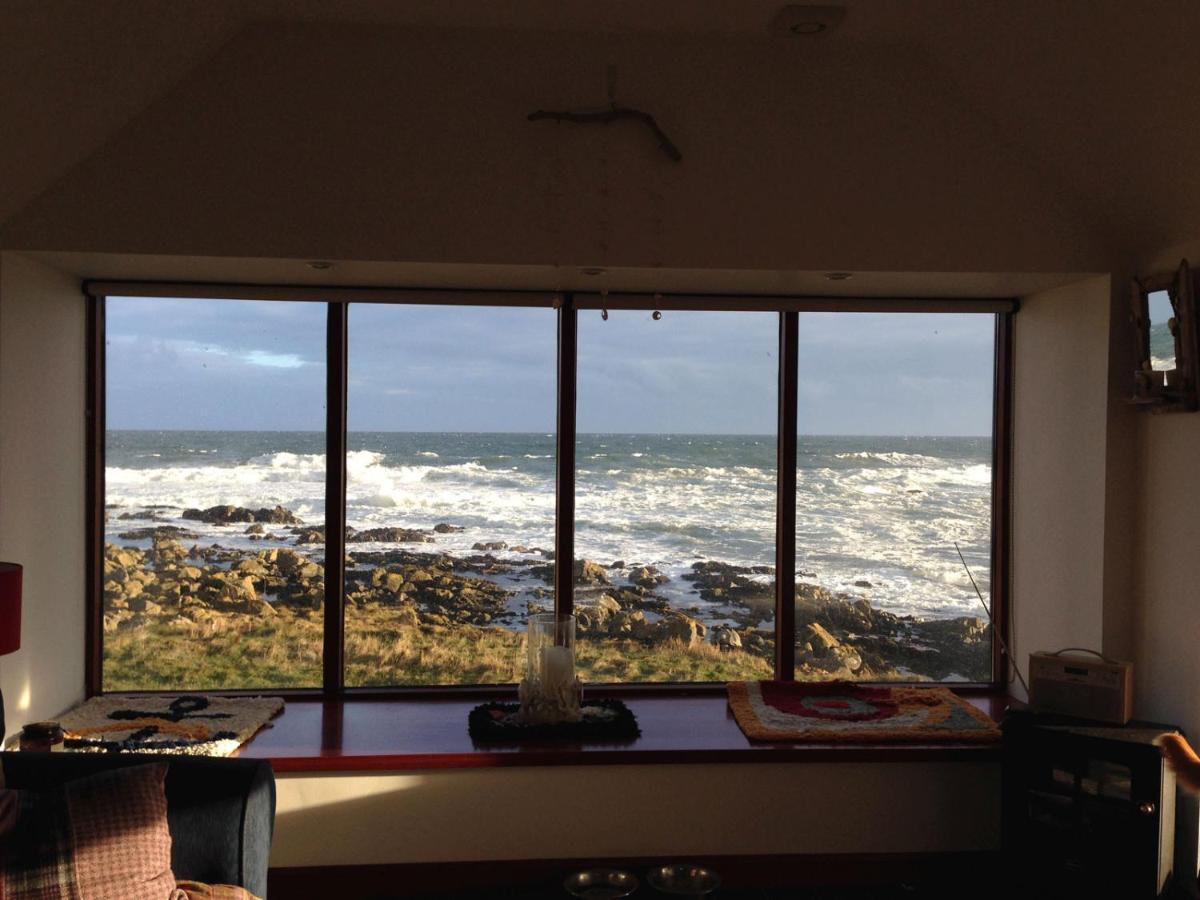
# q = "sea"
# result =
<box><xmin>105</xmin><ymin>431</ymin><xmax>993</xmax><ymax>626</ymax></box>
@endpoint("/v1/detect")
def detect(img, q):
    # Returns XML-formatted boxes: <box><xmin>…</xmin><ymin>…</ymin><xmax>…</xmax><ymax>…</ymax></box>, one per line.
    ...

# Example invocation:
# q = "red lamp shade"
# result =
<box><xmin>0</xmin><ymin>563</ymin><xmax>21</xmax><ymax>656</ymax></box>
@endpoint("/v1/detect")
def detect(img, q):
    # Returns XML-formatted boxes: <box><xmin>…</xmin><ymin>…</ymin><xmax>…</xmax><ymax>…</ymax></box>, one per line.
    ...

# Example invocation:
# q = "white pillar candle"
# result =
<box><xmin>540</xmin><ymin>645</ymin><xmax>574</xmax><ymax>688</ymax></box>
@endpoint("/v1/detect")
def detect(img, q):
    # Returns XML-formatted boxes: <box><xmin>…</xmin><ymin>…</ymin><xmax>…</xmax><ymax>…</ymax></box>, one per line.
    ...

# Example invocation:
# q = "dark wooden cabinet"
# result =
<box><xmin>1003</xmin><ymin>710</ymin><xmax>1180</xmax><ymax>897</ymax></box>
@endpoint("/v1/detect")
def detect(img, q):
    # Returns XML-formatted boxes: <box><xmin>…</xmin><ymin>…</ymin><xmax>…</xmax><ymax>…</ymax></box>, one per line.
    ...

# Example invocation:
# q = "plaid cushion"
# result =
<box><xmin>0</xmin><ymin>763</ymin><xmax>176</xmax><ymax>899</ymax></box>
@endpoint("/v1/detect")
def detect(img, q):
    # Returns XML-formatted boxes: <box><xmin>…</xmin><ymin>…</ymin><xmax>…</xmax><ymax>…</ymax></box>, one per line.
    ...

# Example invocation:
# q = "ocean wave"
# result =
<box><xmin>106</xmin><ymin>434</ymin><xmax>994</xmax><ymax>621</ymax></box>
<box><xmin>833</xmin><ymin>451</ymin><xmax>942</xmax><ymax>465</ymax></box>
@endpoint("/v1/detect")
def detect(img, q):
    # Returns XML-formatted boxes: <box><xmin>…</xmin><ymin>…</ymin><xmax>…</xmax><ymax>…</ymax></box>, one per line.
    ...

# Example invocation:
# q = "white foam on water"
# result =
<box><xmin>106</xmin><ymin>438</ymin><xmax>994</xmax><ymax>622</ymax></box>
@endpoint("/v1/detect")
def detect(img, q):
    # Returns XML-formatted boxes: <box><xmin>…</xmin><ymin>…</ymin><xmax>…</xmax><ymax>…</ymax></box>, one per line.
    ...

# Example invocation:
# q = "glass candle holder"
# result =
<box><xmin>518</xmin><ymin>613</ymin><xmax>582</xmax><ymax>724</ymax></box>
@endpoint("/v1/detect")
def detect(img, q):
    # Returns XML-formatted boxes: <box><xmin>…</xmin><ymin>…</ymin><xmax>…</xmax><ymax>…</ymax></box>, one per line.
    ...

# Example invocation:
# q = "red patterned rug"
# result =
<box><xmin>727</xmin><ymin>681</ymin><xmax>1000</xmax><ymax>743</ymax></box>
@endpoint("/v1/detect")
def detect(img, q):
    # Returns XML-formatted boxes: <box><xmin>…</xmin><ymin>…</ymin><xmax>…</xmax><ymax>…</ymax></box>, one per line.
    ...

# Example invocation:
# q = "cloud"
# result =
<box><xmin>243</xmin><ymin>350</ymin><xmax>306</xmax><ymax>369</ymax></box>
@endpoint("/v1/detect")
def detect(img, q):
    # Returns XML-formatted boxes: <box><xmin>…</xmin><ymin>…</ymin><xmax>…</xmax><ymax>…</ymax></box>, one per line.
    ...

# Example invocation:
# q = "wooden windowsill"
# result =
<box><xmin>236</xmin><ymin>692</ymin><xmax>1010</xmax><ymax>773</ymax></box>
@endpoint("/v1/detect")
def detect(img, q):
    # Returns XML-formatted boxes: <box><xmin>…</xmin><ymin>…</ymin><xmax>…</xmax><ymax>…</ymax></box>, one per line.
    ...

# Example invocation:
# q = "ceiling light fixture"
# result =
<box><xmin>769</xmin><ymin>5</ymin><xmax>847</xmax><ymax>38</ymax></box>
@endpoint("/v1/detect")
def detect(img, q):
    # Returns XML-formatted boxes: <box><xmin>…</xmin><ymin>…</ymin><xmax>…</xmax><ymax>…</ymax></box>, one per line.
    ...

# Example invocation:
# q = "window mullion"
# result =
<box><xmin>775</xmin><ymin>311</ymin><xmax>799</xmax><ymax>680</ymax></box>
<box><xmin>324</xmin><ymin>302</ymin><xmax>349</xmax><ymax>694</ymax></box>
<box><xmin>554</xmin><ymin>293</ymin><xmax>577</xmax><ymax>618</ymax></box>
<box><xmin>85</xmin><ymin>292</ymin><xmax>106</xmax><ymax>697</ymax></box>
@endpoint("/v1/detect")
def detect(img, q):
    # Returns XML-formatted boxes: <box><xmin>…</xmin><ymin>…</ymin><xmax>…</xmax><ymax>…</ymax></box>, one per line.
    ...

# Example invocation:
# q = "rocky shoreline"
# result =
<box><xmin>104</xmin><ymin>504</ymin><xmax>991</xmax><ymax>683</ymax></box>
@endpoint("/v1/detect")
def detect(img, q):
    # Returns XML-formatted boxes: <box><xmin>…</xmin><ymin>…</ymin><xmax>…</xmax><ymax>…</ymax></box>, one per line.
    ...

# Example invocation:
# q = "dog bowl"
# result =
<box><xmin>564</xmin><ymin>868</ymin><xmax>639</xmax><ymax>899</ymax></box>
<box><xmin>646</xmin><ymin>863</ymin><xmax>721</xmax><ymax>896</ymax></box>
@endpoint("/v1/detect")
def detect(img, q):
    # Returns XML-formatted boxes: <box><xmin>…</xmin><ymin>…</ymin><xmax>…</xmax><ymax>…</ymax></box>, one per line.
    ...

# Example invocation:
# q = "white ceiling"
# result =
<box><xmin>4</xmin><ymin>0</ymin><xmax>1200</xmax><ymax>256</ymax></box>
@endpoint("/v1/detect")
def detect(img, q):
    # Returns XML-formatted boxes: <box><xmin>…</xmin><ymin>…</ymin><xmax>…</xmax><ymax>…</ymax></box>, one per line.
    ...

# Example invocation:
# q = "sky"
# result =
<box><xmin>106</xmin><ymin>297</ymin><xmax>995</xmax><ymax>435</ymax></box>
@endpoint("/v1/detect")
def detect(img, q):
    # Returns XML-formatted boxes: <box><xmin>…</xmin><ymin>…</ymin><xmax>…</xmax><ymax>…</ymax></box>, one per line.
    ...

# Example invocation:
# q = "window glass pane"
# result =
<box><xmin>574</xmin><ymin>310</ymin><xmax>777</xmax><ymax>682</ymax></box>
<box><xmin>104</xmin><ymin>297</ymin><xmax>326</xmax><ymax>689</ymax></box>
<box><xmin>795</xmin><ymin>313</ymin><xmax>994</xmax><ymax>682</ymax></box>
<box><xmin>1148</xmin><ymin>290</ymin><xmax>1175</xmax><ymax>371</ymax></box>
<box><xmin>344</xmin><ymin>305</ymin><xmax>556</xmax><ymax>685</ymax></box>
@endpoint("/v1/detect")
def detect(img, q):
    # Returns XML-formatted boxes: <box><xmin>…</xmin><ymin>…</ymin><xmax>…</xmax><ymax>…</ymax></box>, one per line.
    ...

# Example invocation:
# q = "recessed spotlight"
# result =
<box><xmin>308</xmin><ymin>261</ymin><xmax>334</xmax><ymax>270</ymax></box>
<box><xmin>769</xmin><ymin>5</ymin><xmax>846</xmax><ymax>38</ymax></box>
<box><xmin>825</xmin><ymin>272</ymin><xmax>853</xmax><ymax>281</ymax></box>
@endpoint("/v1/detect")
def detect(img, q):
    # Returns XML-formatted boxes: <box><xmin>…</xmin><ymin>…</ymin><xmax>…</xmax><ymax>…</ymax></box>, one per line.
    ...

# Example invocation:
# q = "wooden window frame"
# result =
<box><xmin>83</xmin><ymin>281</ymin><xmax>1016</xmax><ymax>698</ymax></box>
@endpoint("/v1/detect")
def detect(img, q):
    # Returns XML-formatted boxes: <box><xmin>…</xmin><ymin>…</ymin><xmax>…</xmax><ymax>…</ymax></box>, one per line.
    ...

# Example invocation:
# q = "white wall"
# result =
<box><xmin>0</xmin><ymin>251</ymin><xmax>87</xmax><ymax>738</ymax></box>
<box><xmin>1127</xmin><ymin>236</ymin><xmax>1200</xmax><ymax>884</ymax></box>
<box><xmin>1</xmin><ymin>22</ymin><xmax>1109</xmax><ymax>275</ymax></box>
<box><xmin>1010</xmin><ymin>277</ymin><xmax>1115</xmax><ymax>688</ymax></box>
<box><xmin>272</xmin><ymin>761</ymin><xmax>1000</xmax><ymax>867</ymax></box>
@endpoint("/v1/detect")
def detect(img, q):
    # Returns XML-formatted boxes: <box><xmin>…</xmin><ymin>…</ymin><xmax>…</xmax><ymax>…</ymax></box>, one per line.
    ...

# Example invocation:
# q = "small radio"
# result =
<box><xmin>1028</xmin><ymin>649</ymin><xmax>1133</xmax><ymax>724</ymax></box>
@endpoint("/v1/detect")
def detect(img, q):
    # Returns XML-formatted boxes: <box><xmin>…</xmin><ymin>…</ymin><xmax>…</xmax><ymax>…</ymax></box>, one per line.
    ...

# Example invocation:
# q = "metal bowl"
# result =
<box><xmin>646</xmin><ymin>864</ymin><xmax>721</xmax><ymax>896</ymax></box>
<box><xmin>563</xmin><ymin>868</ymin><xmax>639</xmax><ymax>899</ymax></box>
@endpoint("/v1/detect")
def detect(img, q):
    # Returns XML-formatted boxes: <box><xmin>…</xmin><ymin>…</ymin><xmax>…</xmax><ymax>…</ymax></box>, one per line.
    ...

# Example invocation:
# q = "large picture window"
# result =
<box><xmin>101</xmin><ymin>297</ymin><xmax>327</xmax><ymax>689</ymax></box>
<box><xmin>344</xmin><ymin>304</ymin><xmax>557</xmax><ymax>685</ymax></box>
<box><xmin>794</xmin><ymin>313</ymin><xmax>996</xmax><ymax>683</ymax></box>
<box><xmin>574</xmin><ymin>310</ymin><xmax>777</xmax><ymax>682</ymax></box>
<box><xmin>90</xmin><ymin>287</ymin><xmax>1012</xmax><ymax>694</ymax></box>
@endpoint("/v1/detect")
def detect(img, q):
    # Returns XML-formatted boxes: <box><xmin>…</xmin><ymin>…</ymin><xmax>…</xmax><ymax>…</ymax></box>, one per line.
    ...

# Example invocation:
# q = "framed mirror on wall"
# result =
<box><xmin>1131</xmin><ymin>259</ymin><xmax>1200</xmax><ymax>412</ymax></box>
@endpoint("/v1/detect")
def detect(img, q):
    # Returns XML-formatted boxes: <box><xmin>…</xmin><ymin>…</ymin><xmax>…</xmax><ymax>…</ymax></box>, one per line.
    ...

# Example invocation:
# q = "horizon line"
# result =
<box><xmin>105</xmin><ymin>428</ymin><xmax>992</xmax><ymax>439</ymax></box>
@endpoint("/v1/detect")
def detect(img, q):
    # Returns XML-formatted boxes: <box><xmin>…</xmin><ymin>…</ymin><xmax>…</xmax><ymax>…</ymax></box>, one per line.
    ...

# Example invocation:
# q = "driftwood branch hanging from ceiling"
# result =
<box><xmin>526</xmin><ymin>106</ymin><xmax>683</xmax><ymax>162</ymax></box>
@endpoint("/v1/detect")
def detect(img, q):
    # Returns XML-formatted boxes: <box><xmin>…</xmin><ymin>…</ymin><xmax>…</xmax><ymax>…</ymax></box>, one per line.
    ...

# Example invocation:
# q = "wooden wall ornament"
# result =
<box><xmin>1130</xmin><ymin>259</ymin><xmax>1200</xmax><ymax>412</ymax></box>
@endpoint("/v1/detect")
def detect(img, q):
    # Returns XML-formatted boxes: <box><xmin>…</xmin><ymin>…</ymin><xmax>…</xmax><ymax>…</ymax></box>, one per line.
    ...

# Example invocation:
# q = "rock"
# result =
<box><xmin>381</xmin><ymin>572</ymin><xmax>405</xmax><ymax>593</ymax></box>
<box><xmin>576</xmin><ymin>594</ymin><xmax>621</xmax><ymax>633</ymax></box>
<box><xmin>802</xmin><ymin>622</ymin><xmax>839</xmax><ymax>658</ymax></box>
<box><xmin>293</xmin><ymin>528</ymin><xmax>325</xmax><ymax>544</ymax></box>
<box><xmin>471</xmin><ymin>541</ymin><xmax>507</xmax><ymax>552</ymax></box>
<box><xmin>433</xmin><ymin>523</ymin><xmax>464</xmax><ymax>533</ymax></box>
<box><xmin>106</xmin><ymin>545</ymin><xmax>142</xmax><ymax>570</ymax></box>
<box><xmin>684</xmin><ymin>560</ymin><xmax>773</xmax><ymax>614</ymax></box>
<box><xmin>713</xmin><ymin>626</ymin><xmax>743</xmax><ymax>652</ymax></box>
<box><xmin>854</xmin><ymin>579</ymin><xmax>873</xmax><ymax>588</ymax></box>
<box><xmin>655</xmin><ymin>613</ymin><xmax>706</xmax><ymax>647</ymax></box>
<box><xmin>182</xmin><ymin>504</ymin><xmax>301</xmax><ymax>525</ymax></box>
<box><xmin>221</xmin><ymin>574</ymin><xmax>258</xmax><ymax>604</ymax></box>
<box><xmin>629</xmin><ymin>565</ymin><xmax>669</xmax><ymax>589</ymax></box>
<box><xmin>117</xmin><ymin>525</ymin><xmax>199</xmax><ymax>541</ymax></box>
<box><xmin>608</xmin><ymin>610</ymin><xmax>648</xmax><ymax>638</ymax></box>
<box><xmin>573</xmin><ymin>559</ymin><xmax>610</xmax><ymax>585</ymax></box>
<box><xmin>271</xmin><ymin>548</ymin><xmax>309</xmax><ymax>574</ymax></box>
<box><xmin>151</xmin><ymin>538</ymin><xmax>187</xmax><ymax>565</ymax></box>
<box><xmin>608</xmin><ymin>560</ymin><xmax>625</xmax><ymax>569</ymax></box>
<box><xmin>349</xmin><ymin>527</ymin><xmax>434</xmax><ymax>544</ymax></box>
<box><xmin>245</xmin><ymin>523</ymin><xmax>265</xmax><ymax>535</ymax></box>
<box><xmin>257</xmin><ymin>505</ymin><xmax>302</xmax><ymax>524</ymax></box>
<box><xmin>234</xmin><ymin>559</ymin><xmax>270</xmax><ymax>577</ymax></box>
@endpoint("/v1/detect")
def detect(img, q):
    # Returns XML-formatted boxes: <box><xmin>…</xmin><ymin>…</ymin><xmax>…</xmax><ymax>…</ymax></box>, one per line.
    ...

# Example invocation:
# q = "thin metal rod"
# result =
<box><xmin>990</xmin><ymin>312</ymin><xmax>1014</xmax><ymax>691</ymax></box>
<box><xmin>324</xmin><ymin>303</ymin><xmax>349</xmax><ymax>694</ymax></box>
<box><xmin>85</xmin><ymin>292</ymin><xmax>106</xmax><ymax>696</ymax></box>
<box><xmin>555</xmin><ymin>294</ymin><xmax>578</xmax><ymax>618</ymax></box>
<box><xmin>82</xmin><ymin>279</ymin><xmax>1017</xmax><ymax>315</ymax></box>
<box><xmin>83</xmin><ymin>281</ymin><xmax>555</xmax><ymax>307</ymax></box>
<box><xmin>574</xmin><ymin>294</ymin><xmax>1018</xmax><ymax>314</ymax></box>
<box><xmin>775</xmin><ymin>311</ymin><xmax>799</xmax><ymax>680</ymax></box>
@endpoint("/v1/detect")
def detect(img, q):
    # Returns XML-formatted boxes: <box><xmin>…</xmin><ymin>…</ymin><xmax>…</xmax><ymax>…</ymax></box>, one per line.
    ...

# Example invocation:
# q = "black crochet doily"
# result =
<box><xmin>468</xmin><ymin>698</ymin><xmax>640</xmax><ymax>742</ymax></box>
